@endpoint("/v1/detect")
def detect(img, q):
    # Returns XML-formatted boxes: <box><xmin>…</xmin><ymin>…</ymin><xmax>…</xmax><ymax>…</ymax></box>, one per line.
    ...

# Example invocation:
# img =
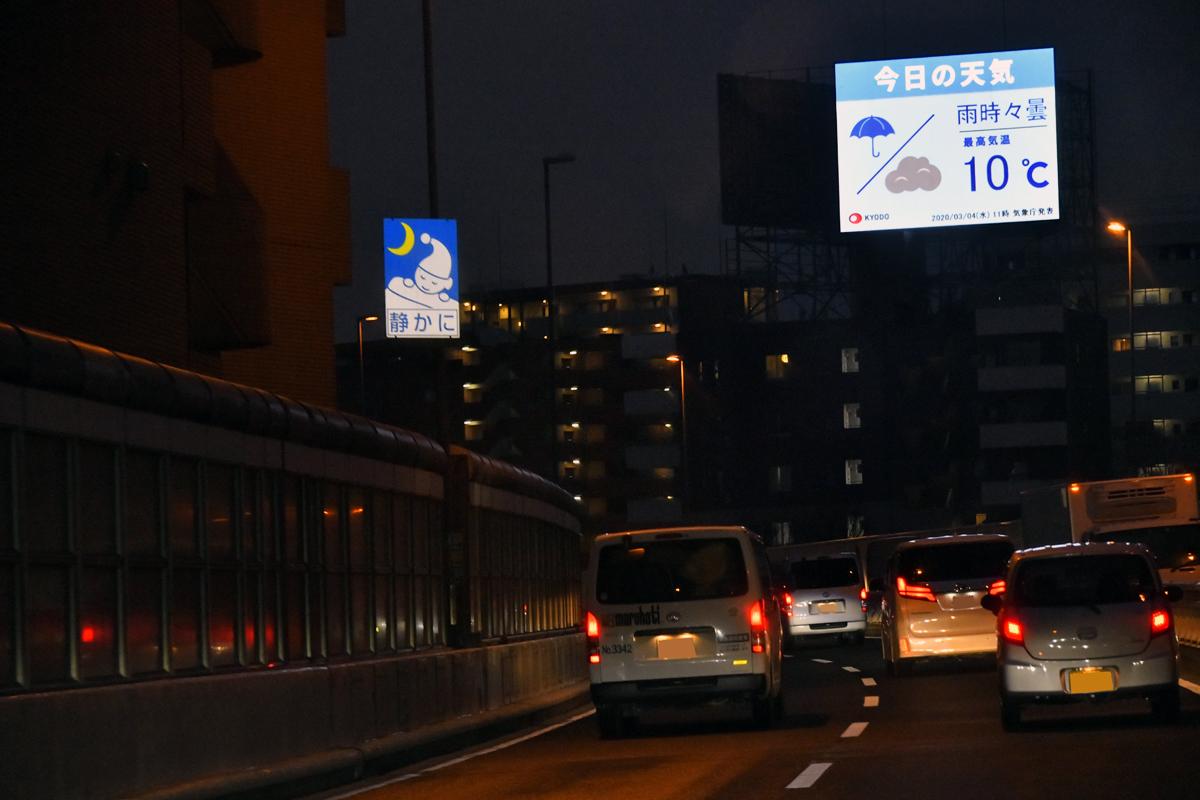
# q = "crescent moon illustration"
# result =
<box><xmin>386</xmin><ymin>222</ymin><xmax>415</xmax><ymax>256</ymax></box>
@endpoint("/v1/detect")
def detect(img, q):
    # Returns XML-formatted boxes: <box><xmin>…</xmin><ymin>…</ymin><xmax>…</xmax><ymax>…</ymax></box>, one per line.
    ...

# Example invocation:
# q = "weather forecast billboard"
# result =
<box><xmin>835</xmin><ymin>48</ymin><xmax>1059</xmax><ymax>233</ymax></box>
<box><xmin>383</xmin><ymin>218</ymin><xmax>460</xmax><ymax>339</ymax></box>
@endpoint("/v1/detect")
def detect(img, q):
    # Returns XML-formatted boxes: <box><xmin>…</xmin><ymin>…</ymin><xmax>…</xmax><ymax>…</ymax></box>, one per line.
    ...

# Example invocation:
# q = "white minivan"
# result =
<box><xmin>583</xmin><ymin>526</ymin><xmax>784</xmax><ymax>736</ymax></box>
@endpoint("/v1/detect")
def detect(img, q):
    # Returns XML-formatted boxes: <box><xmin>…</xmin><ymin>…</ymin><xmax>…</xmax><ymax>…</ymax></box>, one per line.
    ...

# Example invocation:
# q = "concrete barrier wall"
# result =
<box><xmin>0</xmin><ymin>634</ymin><xmax>587</xmax><ymax>800</ymax></box>
<box><xmin>1176</xmin><ymin>589</ymin><xmax>1200</xmax><ymax>649</ymax></box>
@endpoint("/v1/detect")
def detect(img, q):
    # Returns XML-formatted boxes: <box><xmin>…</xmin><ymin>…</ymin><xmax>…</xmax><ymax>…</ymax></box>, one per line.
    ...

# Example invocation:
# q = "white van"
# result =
<box><xmin>583</xmin><ymin>526</ymin><xmax>784</xmax><ymax>736</ymax></box>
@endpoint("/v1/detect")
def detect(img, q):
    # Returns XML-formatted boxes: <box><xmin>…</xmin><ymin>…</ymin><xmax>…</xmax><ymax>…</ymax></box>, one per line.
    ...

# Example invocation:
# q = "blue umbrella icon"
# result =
<box><xmin>850</xmin><ymin>115</ymin><xmax>895</xmax><ymax>157</ymax></box>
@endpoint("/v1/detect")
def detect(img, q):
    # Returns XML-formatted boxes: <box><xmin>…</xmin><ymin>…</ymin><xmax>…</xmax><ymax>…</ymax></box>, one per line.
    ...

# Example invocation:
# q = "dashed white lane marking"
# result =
<box><xmin>1181</xmin><ymin>678</ymin><xmax>1200</xmax><ymax>695</ymax></box>
<box><xmin>812</xmin><ymin>658</ymin><xmax>832</xmax><ymax>664</ymax></box>
<box><xmin>320</xmin><ymin>709</ymin><xmax>596</xmax><ymax>798</ymax></box>
<box><xmin>787</xmin><ymin>762</ymin><xmax>832</xmax><ymax>789</ymax></box>
<box><xmin>842</xmin><ymin>665</ymin><xmax>860</xmax><ymax>673</ymax></box>
<box><xmin>861</xmin><ymin>677</ymin><xmax>877</xmax><ymax>687</ymax></box>
<box><xmin>863</xmin><ymin>696</ymin><xmax>880</xmax><ymax>708</ymax></box>
<box><xmin>841</xmin><ymin>721</ymin><xmax>869</xmax><ymax>738</ymax></box>
<box><xmin>784</xmin><ymin>653</ymin><xmax>795</xmax><ymax>659</ymax></box>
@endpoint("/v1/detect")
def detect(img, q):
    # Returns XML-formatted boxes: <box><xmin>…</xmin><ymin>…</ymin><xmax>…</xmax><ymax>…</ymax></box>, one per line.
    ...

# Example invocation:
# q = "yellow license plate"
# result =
<box><xmin>1067</xmin><ymin>669</ymin><xmax>1115</xmax><ymax>694</ymax></box>
<box><xmin>812</xmin><ymin>601</ymin><xmax>844</xmax><ymax>614</ymax></box>
<box><xmin>657</xmin><ymin>637</ymin><xmax>697</xmax><ymax>660</ymax></box>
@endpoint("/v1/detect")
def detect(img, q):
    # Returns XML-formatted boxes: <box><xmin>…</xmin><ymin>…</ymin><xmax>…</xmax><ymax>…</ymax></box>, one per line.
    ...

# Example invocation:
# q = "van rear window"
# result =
<box><xmin>1012</xmin><ymin>555</ymin><xmax>1155</xmax><ymax>607</ymax></box>
<box><xmin>896</xmin><ymin>540</ymin><xmax>1013</xmax><ymax>582</ymax></box>
<box><xmin>791</xmin><ymin>558</ymin><xmax>859</xmax><ymax>589</ymax></box>
<box><xmin>596</xmin><ymin>538</ymin><xmax>748</xmax><ymax>604</ymax></box>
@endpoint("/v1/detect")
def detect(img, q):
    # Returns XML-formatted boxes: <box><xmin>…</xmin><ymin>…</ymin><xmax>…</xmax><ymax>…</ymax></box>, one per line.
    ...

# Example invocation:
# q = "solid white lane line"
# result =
<box><xmin>1181</xmin><ymin>678</ymin><xmax>1200</xmax><ymax>695</ymax></box>
<box><xmin>787</xmin><ymin>762</ymin><xmax>832</xmax><ymax>790</ymax></box>
<box><xmin>320</xmin><ymin>709</ymin><xmax>596</xmax><ymax>798</ymax></box>
<box><xmin>811</xmin><ymin>658</ymin><xmax>832</xmax><ymax>664</ymax></box>
<box><xmin>861</xmin><ymin>677</ymin><xmax>877</xmax><ymax>687</ymax></box>
<box><xmin>863</xmin><ymin>696</ymin><xmax>880</xmax><ymax>707</ymax></box>
<box><xmin>841</xmin><ymin>722</ymin><xmax>869</xmax><ymax>738</ymax></box>
<box><xmin>842</xmin><ymin>665</ymin><xmax>860</xmax><ymax>673</ymax></box>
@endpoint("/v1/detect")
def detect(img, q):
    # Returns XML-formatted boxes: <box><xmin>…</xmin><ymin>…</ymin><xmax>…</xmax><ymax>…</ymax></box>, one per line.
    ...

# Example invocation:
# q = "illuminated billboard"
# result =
<box><xmin>835</xmin><ymin>48</ymin><xmax>1058</xmax><ymax>233</ymax></box>
<box><xmin>383</xmin><ymin>218</ymin><xmax>460</xmax><ymax>339</ymax></box>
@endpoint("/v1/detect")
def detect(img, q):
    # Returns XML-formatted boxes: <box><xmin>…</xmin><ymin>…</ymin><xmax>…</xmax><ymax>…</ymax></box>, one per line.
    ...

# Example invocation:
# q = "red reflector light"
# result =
<box><xmin>988</xmin><ymin>579</ymin><xmax>1006</xmax><ymax>596</ymax></box>
<box><xmin>1001</xmin><ymin>616</ymin><xmax>1024</xmax><ymax>644</ymax></box>
<box><xmin>1151</xmin><ymin>609</ymin><xmax>1170</xmax><ymax>634</ymax></box>
<box><xmin>896</xmin><ymin>576</ymin><xmax>936</xmax><ymax>602</ymax></box>
<box><xmin>80</xmin><ymin>626</ymin><xmax>96</xmax><ymax>644</ymax></box>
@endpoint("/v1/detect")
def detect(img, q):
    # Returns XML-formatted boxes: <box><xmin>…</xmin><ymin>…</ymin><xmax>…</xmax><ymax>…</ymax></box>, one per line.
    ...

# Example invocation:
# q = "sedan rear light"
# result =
<box><xmin>1151</xmin><ymin>608</ymin><xmax>1171</xmax><ymax>636</ymax></box>
<box><xmin>1001</xmin><ymin>615</ymin><xmax>1024</xmax><ymax>645</ymax></box>
<box><xmin>750</xmin><ymin>600</ymin><xmax>766</xmax><ymax>653</ymax></box>
<box><xmin>896</xmin><ymin>576</ymin><xmax>936</xmax><ymax>602</ymax></box>
<box><xmin>586</xmin><ymin>611</ymin><xmax>601</xmax><ymax>664</ymax></box>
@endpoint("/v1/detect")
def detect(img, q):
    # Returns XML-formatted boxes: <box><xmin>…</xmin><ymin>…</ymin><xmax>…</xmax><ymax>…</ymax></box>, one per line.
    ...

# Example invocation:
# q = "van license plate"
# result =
<box><xmin>1067</xmin><ymin>668</ymin><xmax>1115</xmax><ymax>694</ymax></box>
<box><xmin>811</xmin><ymin>601</ymin><xmax>845</xmax><ymax>614</ymax></box>
<box><xmin>657</xmin><ymin>637</ymin><xmax>697</xmax><ymax>660</ymax></box>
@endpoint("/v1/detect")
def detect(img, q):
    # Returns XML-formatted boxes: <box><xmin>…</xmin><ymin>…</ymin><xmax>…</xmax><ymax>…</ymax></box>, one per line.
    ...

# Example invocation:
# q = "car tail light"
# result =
<box><xmin>1151</xmin><ymin>608</ymin><xmax>1171</xmax><ymax>636</ymax></box>
<box><xmin>988</xmin><ymin>579</ymin><xmax>1006</xmax><ymax>596</ymax></box>
<box><xmin>896</xmin><ymin>576</ymin><xmax>936</xmax><ymax>602</ymax></box>
<box><xmin>750</xmin><ymin>600</ymin><xmax>766</xmax><ymax>653</ymax></box>
<box><xmin>586</xmin><ymin>611</ymin><xmax>601</xmax><ymax>664</ymax></box>
<box><xmin>1000</xmin><ymin>614</ymin><xmax>1024</xmax><ymax>645</ymax></box>
<box><xmin>782</xmin><ymin>592</ymin><xmax>794</xmax><ymax>618</ymax></box>
<box><xmin>860</xmin><ymin>586</ymin><xmax>869</xmax><ymax>613</ymax></box>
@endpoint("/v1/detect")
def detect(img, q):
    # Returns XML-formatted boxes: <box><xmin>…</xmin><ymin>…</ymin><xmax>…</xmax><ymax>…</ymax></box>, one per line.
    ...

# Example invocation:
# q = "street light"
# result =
<box><xmin>667</xmin><ymin>354</ymin><xmax>687</xmax><ymax>511</ymax></box>
<box><xmin>543</xmin><ymin>152</ymin><xmax>575</xmax><ymax>479</ymax></box>
<box><xmin>1107</xmin><ymin>220</ymin><xmax>1135</xmax><ymax>468</ymax></box>
<box><xmin>356</xmin><ymin>314</ymin><xmax>379</xmax><ymax>415</ymax></box>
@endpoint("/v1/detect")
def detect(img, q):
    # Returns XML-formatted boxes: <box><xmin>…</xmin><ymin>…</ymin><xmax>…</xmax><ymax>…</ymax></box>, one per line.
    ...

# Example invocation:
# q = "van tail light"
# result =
<box><xmin>586</xmin><ymin>611</ymin><xmax>601</xmax><ymax>664</ymax></box>
<box><xmin>1000</xmin><ymin>614</ymin><xmax>1024</xmax><ymax>645</ymax></box>
<box><xmin>749</xmin><ymin>600</ymin><xmax>766</xmax><ymax>654</ymax></box>
<box><xmin>1151</xmin><ymin>608</ymin><xmax>1171</xmax><ymax>636</ymax></box>
<box><xmin>988</xmin><ymin>579</ymin><xmax>1006</xmax><ymax>596</ymax></box>
<box><xmin>860</xmin><ymin>586</ymin><xmax>869</xmax><ymax>613</ymax></box>
<box><xmin>896</xmin><ymin>576</ymin><xmax>936</xmax><ymax>602</ymax></box>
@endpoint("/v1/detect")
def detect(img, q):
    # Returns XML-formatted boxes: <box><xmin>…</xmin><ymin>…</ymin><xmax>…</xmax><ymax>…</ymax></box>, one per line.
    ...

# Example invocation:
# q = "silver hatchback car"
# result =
<box><xmin>983</xmin><ymin>542</ymin><xmax>1183</xmax><ymax>730</ymax></box>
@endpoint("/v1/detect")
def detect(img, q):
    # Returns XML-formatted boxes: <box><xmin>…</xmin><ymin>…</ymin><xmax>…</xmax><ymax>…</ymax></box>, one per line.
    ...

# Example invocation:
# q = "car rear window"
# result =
<box><xmin>1012</xmin><ymin>554</ymin><xmax>1156</xmax><ymax>607</ymax></box>
<box><xmin>596</xmin><ymin>538</ymin><xmax>748</xmax><ymax>604</ymax></box>
<box><xmin>791</xmin><ymin>557</ymin><xmax>859</xmax><ymax>589</ymax></box>
<box><xmin>1087</xmin><ymin>524</ymin><xmax>1200</xmax><ymax>569</ymax></box>
<box><xmin>896</xmin><ymin>540</ymin><xmax>1013</xmax><ymax>582</ymax></box>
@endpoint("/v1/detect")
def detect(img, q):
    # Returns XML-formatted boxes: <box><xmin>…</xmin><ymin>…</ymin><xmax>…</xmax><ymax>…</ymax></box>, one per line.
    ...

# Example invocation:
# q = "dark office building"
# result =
<box><xmin>2</xmin><ymin>2</ymin><xmax>350</xmax><ymax>408</ymax></box>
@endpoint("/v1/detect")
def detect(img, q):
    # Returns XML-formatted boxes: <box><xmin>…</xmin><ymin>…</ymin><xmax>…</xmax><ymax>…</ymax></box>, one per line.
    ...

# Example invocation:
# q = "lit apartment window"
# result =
<box><xmin>1132</xmin><ymin>332</ymin><xmax>1162</xmax><ymax>350</ymax></box>
<box><xmin>769</xmin><ymin>465</ymin><xmax>792</xmax><ymax>493</ymax></box>
<box><xmin>1152</xmin><ymin>419</ymin><xmax>1185</xmax><ymax>437</ymax></box>
<box><xmin>1112</xmin><ymin>337</ymin><xmax>1130</xmax><ymax>352</ymax></box>
<box><xmin>841</xmin><ymin>347</ymin><xmax>860</xmax><ymax>374</ymax></box>
<box><xmin>765</xmin><ymin>353</ymin><xmax>790</xmax><ymax>380</ymax></box>
<box><xmin>843</xmin><ymin>402</ymin><xmax>862</xmax><ymax>429</ymax></box>
<box><xmin>845</xmin><ymin>459</ymin><xmax>863</xmax><ymax>485</ymax></box>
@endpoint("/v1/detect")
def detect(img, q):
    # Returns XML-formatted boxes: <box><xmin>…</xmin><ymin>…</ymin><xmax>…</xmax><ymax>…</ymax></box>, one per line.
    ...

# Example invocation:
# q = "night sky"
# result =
<box><xmin>329</xmin><ymin>0</ymin><xmax>1200</xmax><ymax>343</ymax></box>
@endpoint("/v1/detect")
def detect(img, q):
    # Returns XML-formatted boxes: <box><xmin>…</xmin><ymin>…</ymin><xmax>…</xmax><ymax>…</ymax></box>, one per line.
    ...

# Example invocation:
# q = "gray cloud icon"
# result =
<box><xmin>886</xmin><ymin>156</ymin><xmax>942</xmax><ymax>193</ymax></box>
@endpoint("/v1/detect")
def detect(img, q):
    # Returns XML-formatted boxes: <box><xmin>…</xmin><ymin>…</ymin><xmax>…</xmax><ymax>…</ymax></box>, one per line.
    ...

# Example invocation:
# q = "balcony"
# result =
<box><xmin>977</xmin><ymin>365</ymin><xmax>1066</xmax><ymax>392</ymax></box>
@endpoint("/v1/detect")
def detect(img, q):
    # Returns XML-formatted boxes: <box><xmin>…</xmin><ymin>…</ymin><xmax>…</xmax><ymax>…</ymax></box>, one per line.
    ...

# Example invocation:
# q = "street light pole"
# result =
<box><xmin>543</xmin><ymin>153</ymin><xmax>575</xmax><ymax>480</ymax></box>
<box><xmin>357</xmin><ymin>314</ymin><xmax>379</xmax><ymax>416</ymax></box>
<box><xmin>667</xmin><ymin>354</ymin><xmax>687</xmax><ymax>513</ymax></box>
<box><xmin>1107</xmin><ymin>221</ymin><xmax>1135</xmax><ymax>470</ymax></box>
